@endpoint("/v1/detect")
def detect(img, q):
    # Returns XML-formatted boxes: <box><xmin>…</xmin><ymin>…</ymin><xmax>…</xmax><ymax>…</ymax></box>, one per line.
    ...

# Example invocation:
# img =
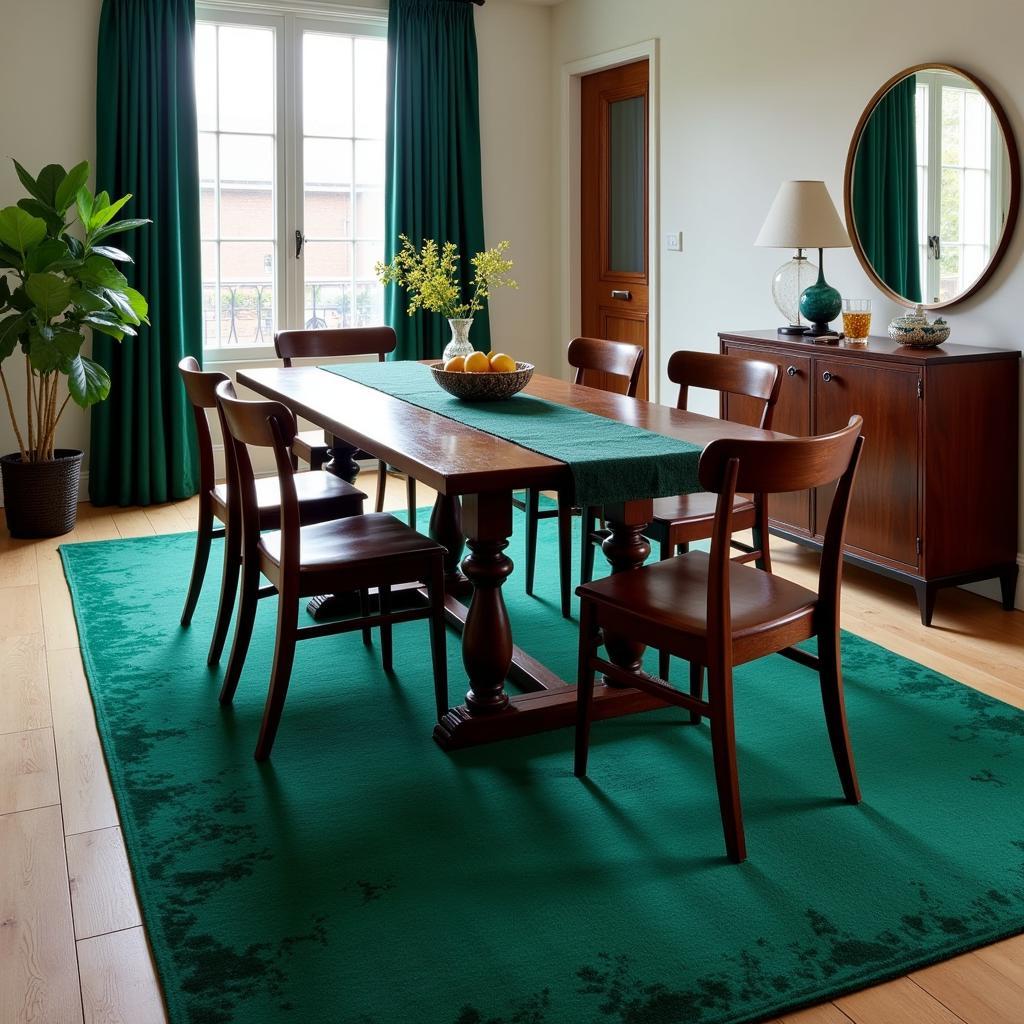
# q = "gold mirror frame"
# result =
<box><xmin>844</xmin><ymin>63</ymin><xmax>1021</xmax><ymax>310</ymax></box>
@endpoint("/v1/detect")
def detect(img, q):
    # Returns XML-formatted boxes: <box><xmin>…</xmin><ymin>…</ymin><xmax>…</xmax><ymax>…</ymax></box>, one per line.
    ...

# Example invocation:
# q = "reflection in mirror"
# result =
<box><xmin>849</xmin><ymin>67</ymin><xmax>1016</xmax><ymax>307</ymax></box>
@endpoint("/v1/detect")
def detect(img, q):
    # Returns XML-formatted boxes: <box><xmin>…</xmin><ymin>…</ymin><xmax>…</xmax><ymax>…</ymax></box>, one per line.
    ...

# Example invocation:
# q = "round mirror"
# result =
<box><xmin>844</xmin><ymin>64</ymin><xmax>1019</xmax><ymax>309</ymax></box>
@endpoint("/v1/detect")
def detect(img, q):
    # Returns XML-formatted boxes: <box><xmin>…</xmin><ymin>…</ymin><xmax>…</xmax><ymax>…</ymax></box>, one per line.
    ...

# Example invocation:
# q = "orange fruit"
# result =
<box><xmin>486</xmin><ymin>350</ymin><xmax>496</xmax><ymax>359</ymax></box>
<box><xmin>443</xmin><ymin>355</ymin><xmax>466</xmax><ymax>372</ymax></box>
<box><xmin>489</xmin><ymin>353</ymin><xmax>516</xmax><ymax>373</ymax></box>
<box><xmin>465</xmin><ymin>351</ymin><xmax>491</xmax><ymax>373</ymax></box>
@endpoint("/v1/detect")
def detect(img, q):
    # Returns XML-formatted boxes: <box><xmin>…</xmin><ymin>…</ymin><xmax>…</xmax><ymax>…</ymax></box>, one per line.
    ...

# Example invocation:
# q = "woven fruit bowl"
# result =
<box><xmin>430</xmin><ymin>361</ymin><xmax>535</xmax><ymax>401</ymax></box>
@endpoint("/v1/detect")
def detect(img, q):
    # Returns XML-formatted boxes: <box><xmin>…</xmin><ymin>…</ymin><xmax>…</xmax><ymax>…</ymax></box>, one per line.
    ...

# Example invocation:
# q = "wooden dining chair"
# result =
<box><xmin>215</xmin><ymin>380</ymin><xmax>449</xmax><ymax>761</ymax></box>
<box><xmin>178</xmin><ymin>357</ymin><xmax>366</xmax><ymax>666</ymax></box>
<box><xmin>574</xmin><ymin>416</ymin><xmax>865</xmax><ymax>863</ymax></box>
<box><xmin>519</xmin><ymin>336</ymin><xmax>645</xmax><ymax>618</ymax></box>
<box><xmin>274</xmin><ymin>327</ymin><xmax>418</xmax><ymax>527</ymax></box>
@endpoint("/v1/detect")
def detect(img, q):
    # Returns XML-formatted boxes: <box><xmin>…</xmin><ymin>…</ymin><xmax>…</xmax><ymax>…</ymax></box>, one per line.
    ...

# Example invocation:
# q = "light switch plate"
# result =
<box><xmin>665</xmin><ymin>231</ymin><xmax>682</xmax><ymax>251</ymax></box>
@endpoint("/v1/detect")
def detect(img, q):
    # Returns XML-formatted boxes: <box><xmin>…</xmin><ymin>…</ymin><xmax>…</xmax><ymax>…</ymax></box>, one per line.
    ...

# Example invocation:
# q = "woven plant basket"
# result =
<box><xmin>1</xmin><ymin>449</ymin><xmax>83</xmax><ymax>538</ymax></box>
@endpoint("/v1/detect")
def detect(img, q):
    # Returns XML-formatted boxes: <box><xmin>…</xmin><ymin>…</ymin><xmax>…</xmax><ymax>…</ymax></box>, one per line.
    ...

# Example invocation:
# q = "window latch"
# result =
<box><xmin>295</xmin><ymin>229</ymin><xmax>304</xmax><ymax>259</ymax></box>
<box><xmin>927</xmin><ymin>234</ymin><xmax>941</xmax><ymax>260</ymax></box>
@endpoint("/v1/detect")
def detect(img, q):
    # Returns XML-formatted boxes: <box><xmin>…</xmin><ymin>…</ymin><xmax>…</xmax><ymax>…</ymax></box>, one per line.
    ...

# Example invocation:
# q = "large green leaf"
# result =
<box><xmin>0</xmin><ymin>206</ymin><xmax>47</xmax><ymax>255</ymax></box>
<box><xmin>90</xmin><ymin>217</ymin><xmax>151</xmax><ymax>245</ymax></box>
<box><xmin>0</xmin><ymin>244</ymin><xmax>22</xmax><ymax>270</ymax></box>
<box><xmin>26</xmin><ymin>272</ymin><xmax>73</xmax><ymax>320</ymax></box>
<box><xmin>105</xmin><ymin>288</ymin><xmax>141</xmax><ymax>325</ymax></box>
<box><xmin>76</xmin><ymin>188</ymin><xmax>94</xmax><ymax>231</ymax></box>
<box><xmin>84</xmin><ymin>319</ymin><xmax>125</xmax><ymax>341</ymax></box>
<box><xmin>122</xmin><ymin>286</ymin><xmax>149</xmax><ymax>324</ymax></box>
<box><xmin>17</xmin><ymin>197</ymin><xmax>64</xmax><ymax>236</ymax></box>
<box><xmin>25</xmin><ymin>238</ymin><xmax>72</xmax><ymax>274</ymax></box>
<box><xmin>68</xmin><ymin>286</ymin><xmax>111</xmax><ymax>313</ymax></box>
<box><xmin>27</xmin><ymin>325</ymin><xmax>62</xmax><ymax>373</ymax></box>
<box><xmin>55</xmin><ymin>161</ymin><xmax>90</xmax><ymax>213</ymax></box>
<box><xmin>35</xmin><ymin>164</ymin><xmax>68</xmax><ymax>208</ymax></box>
<box><xmin>12</xmin><ymin>160</ymin><xmax>44</xmax><ymax>203</ymax></box>
<box><xmin>90</xmin><ymin>244</ymin><xmax>132</xmax><ymax>263</ymax></box>
<box><xmin>0</xmin><ymin>311</ymin><xmax>30</xmax><ymax>360</ymax></box>
<box><xmin>53</xmin><ymin>328</ymin><xmax>84</xmax><ymax>360</ymax></box>
<box><xmin>66</xmin><ymin>354</ymin><xmax>110</xmax><ymax>407</ymax></box>
<box><xmin>89</xmin><ymin>193</ymin><xmax>131</xmax><ymax>231</ymax></box>
<box><xmin>76</xmin><ymin>254</ymin><xmax>128</xmax><ymax>291</ymax></box>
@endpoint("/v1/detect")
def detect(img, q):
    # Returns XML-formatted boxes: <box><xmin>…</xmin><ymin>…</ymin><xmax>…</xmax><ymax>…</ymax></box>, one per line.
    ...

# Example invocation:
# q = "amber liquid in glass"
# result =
<box><xmin>842</xmin><ymin>311</ymin><xmax>872</xmax><ymax>340</ymax></box>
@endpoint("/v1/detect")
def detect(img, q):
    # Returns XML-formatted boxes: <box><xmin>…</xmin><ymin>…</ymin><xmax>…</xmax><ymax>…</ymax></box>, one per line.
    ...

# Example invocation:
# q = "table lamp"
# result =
<box><xmin>755</xmin><ymin>180</ymin><xmax>850</xmax><ymax>337</ymax></box>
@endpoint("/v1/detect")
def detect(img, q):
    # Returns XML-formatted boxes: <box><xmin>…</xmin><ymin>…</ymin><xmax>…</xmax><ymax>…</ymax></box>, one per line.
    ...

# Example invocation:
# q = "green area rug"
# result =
<box><xmin>60</xmin><ymin>509</ymin><xmax>1024</xmax><ymax>1024</ymax></box>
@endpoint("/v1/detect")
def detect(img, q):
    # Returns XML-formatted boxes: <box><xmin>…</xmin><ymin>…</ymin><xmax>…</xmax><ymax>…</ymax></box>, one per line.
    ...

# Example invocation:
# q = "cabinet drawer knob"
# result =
<box><xmin>786</xmin><ymin>365</ymin><xmax>798</xmax><ymax>377</ymax></box>
<box><xmin>822</xmin><ymin>370</ymin><xmax>833</xmax><ymax>382</ymax></box>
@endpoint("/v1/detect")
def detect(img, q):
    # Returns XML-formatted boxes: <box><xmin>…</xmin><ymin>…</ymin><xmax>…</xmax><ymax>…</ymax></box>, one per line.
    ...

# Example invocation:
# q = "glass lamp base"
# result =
<box><xmin>771</xmin><ymin>251</ymin><xmax>817</xmax><ymax>334</ymax></box>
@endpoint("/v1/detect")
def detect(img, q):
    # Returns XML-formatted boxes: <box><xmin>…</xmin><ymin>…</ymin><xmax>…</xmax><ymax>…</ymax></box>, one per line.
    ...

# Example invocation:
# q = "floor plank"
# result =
<box><xmin>47</xmin><ymin>647</ymin><xmax>118</xmax><ymax>836</ymax></box>
<box><xmin>66</xmin><ymin>827</ymin><xmax>142</xmax><ymax>940</ymax></box>
<box><xmin>0</xmin><ymin>584</ymin><xmax>43</xmax><ymax>638</ymax></box>
<box><xmin>974</xmin><ymin>933</ymin><xmax>1024</xmax><ymax>991</ymax></box>
<box><xmin>113</xmin><ymin>509</ymin><xmax>156</xmax><ymax>539</ymax></box>
<box><xmin>836</xmin><ymin>976</ymin><xmax>966</xmax><ymax>1023</ymax></box>
<box><xmin>143</xmin><ymin>503</ymin><xmax>190</xmax><ymax>536</ymax></box>
<box><xmin>911</xmin><ymin>951</ymin><xmax>1024</xmax><ymax>1024</ymax></box>
<box><xmin>0</xmin><ymin>634</ymin><xmax>51</xmax><ymax>734</ymax></box>
<box><xmin>776</xmin><ymin>1004</ymin><xmax>856</xmax><ymax>1023</ymax></box>
<box><xmin>77</xmin><ymin>927</ymin><xmax>166</xmax><ymax>1024</ymax></box>
<box><xmin>0</xmin><ymin>728</ymin><xmax>59</xmax><ymax>815</ymax></box>
<box><xmin>0</xmin><ymin>805</ymin><xmax>84</xmax><ymax>1024</ymax></box>
<box><xmin>0</xmin><ymin>534</ymin><xmax>38</xmax><ymax>588</ymax></box>
<box><xmin>37</xmin><ymin>548</ymin><xmax>80</xmax><ymax>651</ymax></box>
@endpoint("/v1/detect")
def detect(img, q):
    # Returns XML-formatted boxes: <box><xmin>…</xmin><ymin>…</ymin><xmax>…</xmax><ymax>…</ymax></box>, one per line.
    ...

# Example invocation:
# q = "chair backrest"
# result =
<box><xmin>274</xmin><ymin>326</ymin><xmax>398</xmax><ymax>366</ymax></box>
<box><xmin>178</xmin><ymin>356</ymin><xmax>230</xmax><ymax>498</ymax></box>
<box><xmin>216</xmin><ymin>379</ymin><xmax>301</xmax><ymax>555</ymax></box>
<box><xmin>668</xmin><ymin>350</ymin><xmax>782</xmax><ymax>430</ymax></box>
<box><xmin>698</xmin><ymin>416</ymin><xmax>865</xmax><ymax>638</ymax></box>
<box><xmin>567</xmin><ymin>336</ymin><xmax>645</xmax><ymax>397</ymax></box>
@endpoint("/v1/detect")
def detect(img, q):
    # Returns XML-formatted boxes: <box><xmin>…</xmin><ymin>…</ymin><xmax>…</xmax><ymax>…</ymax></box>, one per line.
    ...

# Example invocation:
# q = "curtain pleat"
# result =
<box><xmin>852</xmin><ymin>75</ymin><xmax>923</xmax><ymax>303</ymax></box>
<box><xmin>384</xmin><ymin>0</ymin><xmax>489</xmax><ymax>359</ymax></box>
<box><xmin>89</xmin><ymin>0</ymin><xmax>202</xmax><ymax>506</ymax></box>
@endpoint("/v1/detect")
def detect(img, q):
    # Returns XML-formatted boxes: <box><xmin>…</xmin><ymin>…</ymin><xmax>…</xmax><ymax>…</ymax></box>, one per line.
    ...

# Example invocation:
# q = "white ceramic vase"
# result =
<box><xmin>443</xmin><ymin>318</ymin><xmax>475</xmax><ymax>361</ymax></box>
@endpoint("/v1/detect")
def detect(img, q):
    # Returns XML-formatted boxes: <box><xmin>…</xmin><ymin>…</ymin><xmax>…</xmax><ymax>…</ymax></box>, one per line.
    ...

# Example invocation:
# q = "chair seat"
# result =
<box><xmin>259</xmin><ymin>512</ymin><xmax>445</xmax><ymax>572</ymax></box>
<box><xmin>652</xmin><ymin>492</ymin><xmax>754</xmax><ymax>527</ymax></box>
<box><xmin>578</xmin><ymin>551</ymin><xmax>816</xmax><ymax>644</ymax></box>
<box><xmin>213</xmin><ymin>471</ymin><xmax>365</xmax><ymax>526</ymax></box>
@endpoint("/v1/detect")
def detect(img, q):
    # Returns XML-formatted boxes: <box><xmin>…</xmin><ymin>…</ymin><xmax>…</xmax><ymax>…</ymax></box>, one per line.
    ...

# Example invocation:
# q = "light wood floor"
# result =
<box><xmin>2</xmin><ymin>474</ymin><xmax>1023</xmax><ymax>1023</ymax></box>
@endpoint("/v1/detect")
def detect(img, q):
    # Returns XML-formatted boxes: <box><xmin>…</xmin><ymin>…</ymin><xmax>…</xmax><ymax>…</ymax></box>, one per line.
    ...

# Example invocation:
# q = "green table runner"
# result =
<box><xmin>320</xmin><ymin>361</ymin><xmax>702</xmax><ymax>506</ymax></box>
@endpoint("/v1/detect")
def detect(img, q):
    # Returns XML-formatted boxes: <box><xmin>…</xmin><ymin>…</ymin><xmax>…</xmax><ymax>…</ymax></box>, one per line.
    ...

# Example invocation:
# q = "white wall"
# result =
<box><xmin>0</xmin><ymin>0</ymin><xmax>554</xmax><ymax>491</ymax></box>
<box><xmin>549</xmin><ymin>0</ymin><xmax>1024</xmax><ymax>587</ymax></box>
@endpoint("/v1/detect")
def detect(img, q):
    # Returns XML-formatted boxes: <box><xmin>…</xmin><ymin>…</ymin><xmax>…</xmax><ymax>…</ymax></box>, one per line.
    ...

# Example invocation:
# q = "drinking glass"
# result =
<box><xmin>842</xmin><ymin>299</ymin><xmax>872</xmax><ymax>341</ymax></box>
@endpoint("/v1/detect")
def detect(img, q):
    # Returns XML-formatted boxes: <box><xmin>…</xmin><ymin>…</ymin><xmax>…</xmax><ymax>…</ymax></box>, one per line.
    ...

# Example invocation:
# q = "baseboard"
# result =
<box><xmin>960</xmin><ymin>553</ymin><xmax>1024</xmax><ymax>611</ymax></box>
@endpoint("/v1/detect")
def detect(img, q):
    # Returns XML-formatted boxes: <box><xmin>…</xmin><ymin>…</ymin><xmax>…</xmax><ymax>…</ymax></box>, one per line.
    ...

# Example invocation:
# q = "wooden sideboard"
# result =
<box><xmin>718</xmin><ymin>330</ymin><xmax>1020</xmax><ymax>625</ymax></box>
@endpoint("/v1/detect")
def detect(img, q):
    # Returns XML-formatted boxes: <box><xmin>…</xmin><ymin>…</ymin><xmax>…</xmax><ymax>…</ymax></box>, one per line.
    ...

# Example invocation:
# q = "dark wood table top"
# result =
<box><xmin>237</xmin><ymin>364</ymin><xmax>785</xmax><ymax>496</ymax></box>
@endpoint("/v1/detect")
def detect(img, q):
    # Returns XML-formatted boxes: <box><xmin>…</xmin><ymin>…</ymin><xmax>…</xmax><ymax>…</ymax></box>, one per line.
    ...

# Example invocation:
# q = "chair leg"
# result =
<box><xmin>379</xmin><ymin>584</ymin><xmax>393</xmax><ymax>672</ymax></box>
<box><xmin>580</xmin><ymin>508</ymin><xmax>597</xmax><ymax>586</ymax></box>
<box><xmin>659</xmin><ymin>534</ymin><xmax>673</xmax><ymax>563</ymax></box>
<box><xmin>818</xmin><ymin>631</ymin><xmax>861</xmax><ymax>804</ymax></box>
<box><xmin>557</xmin><ymin>497</ymin><xmax>573</xmax><ymax>618</ymax></box>
<box><xmin>406</xmin><ymin>476</ymin><xmax>417</xmax><ymax>528</ymax></box>
<box><xmin>659</xmin><ymin>649</ymin><xmax>670</xmax><ymax>682</ymax></box>
<box><xmin>574</xmin><ymin>599</ymin><xmax>599</xmax><ymax>778</ymax></box>
<box><xmin>254</xmin><ymin>585</ymin><xmax>299</xmax><ymax>761</ymax></box>
<box><xmin>207</xmin><ymin>521</ymin><xmax>240</xmax><ymax>666</ymax></box>
<box><xmin>180</xmin><ymin>503</ymin><xmax>214</xmax><ymax>627</ymax></box>
<box><xmin>524</xmin><ymin>488</ymin><xmax>540</xmax><ymax>597</ymax></box>
<box><xmin>358</xmin><ymin>589</ymin><xmax>372</xmax><ymax>645</ymax></box>
<box><xmin>219</xmin><ymin>557</ymin><xmax>261</xmax><ymax>706</ymax></box>
<box><xmin>427</xmin><ymin>559</ymin><xmax>449</xmax><ymax>720</ymax></box>
<box><xmin>707</xmin><ymin>662</ymin><xmax>746</xmax><ymax>863</ymax></box>
<box><xmin>375</xmin><ymin>459</ymin><xmax>387</xmax><ymax>513</ymax></box>
<box><xmin>689</xmin><ymin>662</ymin><xmax>705</xmax><ymax>725</ymax></box>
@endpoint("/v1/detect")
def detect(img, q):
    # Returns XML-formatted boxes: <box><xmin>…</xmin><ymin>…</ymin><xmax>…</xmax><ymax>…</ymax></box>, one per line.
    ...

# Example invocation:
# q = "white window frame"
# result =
<box><xmin>197</xmin><ymin>1</ymin><xmax>387</xmax><ymax>367</ymax></box>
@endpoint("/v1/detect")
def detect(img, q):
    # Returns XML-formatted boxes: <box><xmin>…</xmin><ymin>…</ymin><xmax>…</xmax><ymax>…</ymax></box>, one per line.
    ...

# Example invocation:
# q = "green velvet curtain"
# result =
<box><xmin>384</xmin><ymin>0</ymin><xmax>489</xmax><ymax>359</ymax></box>
<box><xmin>89</xmin><ymin>0</ymin><xmax>202</xmax><ymax>506</ymax></box>
<box><xmin>852</xmin><ymin>74</ymin><xmax>922</xmax><ymax>303</ymax></box>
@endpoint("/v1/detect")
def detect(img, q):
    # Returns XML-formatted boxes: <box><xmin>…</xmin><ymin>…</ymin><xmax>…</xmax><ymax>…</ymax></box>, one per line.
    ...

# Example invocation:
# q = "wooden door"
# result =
<box><xmin>813</xmin><ymin>358</ymin><xmax>921</xmax><ymax>568</ymax></box>
<box><xmin>581</xmin><ymin>60</ymin><xmax>649</xmax><ymax>398</ymax></box>
<box><xmin>722</xmin><ymin>343</ymin><xmax>813</xmax><ymax>534</ymax></box>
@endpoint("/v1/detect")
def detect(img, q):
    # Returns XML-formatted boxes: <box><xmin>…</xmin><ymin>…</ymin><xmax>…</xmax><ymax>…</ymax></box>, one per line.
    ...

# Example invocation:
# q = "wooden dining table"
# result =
<box><xmin>236</xmin><ymin>363</ymin><xmax>784</xmax><ymax>750</ymax></box>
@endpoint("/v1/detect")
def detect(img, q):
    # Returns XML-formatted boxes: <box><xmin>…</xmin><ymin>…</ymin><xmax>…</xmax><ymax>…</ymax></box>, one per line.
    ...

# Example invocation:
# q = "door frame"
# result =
<box><xmin>560</xmin><ymin>40</ymin><xmax>660</xmax><ymax>402</ymax></box>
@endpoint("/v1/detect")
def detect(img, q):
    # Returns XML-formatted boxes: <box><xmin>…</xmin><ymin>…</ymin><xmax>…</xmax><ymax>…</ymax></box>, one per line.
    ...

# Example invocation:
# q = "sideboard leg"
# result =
<box><xmin>999</xmin><ymin>564</ymin><xmax>1019</xmax><ymax>611</ymax></box>
<box><xmin>914</xmin><ymin>581</ymin><xmax>937</xmax><ymax>627</ymax></box>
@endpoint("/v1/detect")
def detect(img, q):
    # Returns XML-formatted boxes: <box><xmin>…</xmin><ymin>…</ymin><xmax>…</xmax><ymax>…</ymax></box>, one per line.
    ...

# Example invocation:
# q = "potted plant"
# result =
<box><xmin>376</xmin><ymin>235</ymin><xmax>516</xmax><ymax>361</ymax></box>
<box><xmin>0</xmin><ymin>159</ymin><xmax>149</xmax><ymax>537</ymax></box>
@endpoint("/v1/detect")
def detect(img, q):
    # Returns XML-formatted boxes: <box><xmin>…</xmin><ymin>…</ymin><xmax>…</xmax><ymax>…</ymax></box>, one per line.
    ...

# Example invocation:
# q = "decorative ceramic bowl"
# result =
<box><xmin>887</xmin><ymin>305</ymin><xmax>951</xmax><ymax>348</ymax></box>
<box><xmin>430</xmin><ymin>361</ymin><xmax>535</xmax><ymax>401</ymax></box>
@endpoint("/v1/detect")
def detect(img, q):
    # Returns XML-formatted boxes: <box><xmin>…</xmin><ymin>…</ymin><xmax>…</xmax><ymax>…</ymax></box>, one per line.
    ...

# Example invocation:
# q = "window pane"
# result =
<box><xmin>963</xmin><ymin>91</ymin><xmax>989</xmax><ymax>168</ymax></box>
<box><xmin>305</xmin><ymin>282</ymin><xmax>352</xmax><ymax>329</ymax></box>
<box><xmin>219</xmin><ymin>26</ymin><xmax>274</xmax><ymax>133</ymax></box>
<box><xmin>963</xmin><ymin>244</ymin><xmax>986</xmax><ymax>285</ymax></box>
<box><xmin>199</xmin><ymin>133</ymin><xmax>217</xmax><ymax>239</ymax></box>
<box><xmin>220</xmin><ymin>282</ymin><xmax>274</xmax><ymax>346</ymax></box>
<box><xmin>355</xmin><ymin>240</ymin><xmax>383</xmax><ymax>278</ymax></box>
<box><xmin>963</xmin><ymin>168</ymin><xmax>988</xmax><ymax>245</ymax></box>
<box><xmin>941</xmin><ymin>87</ymin><xmax>964</xmax><ymax>166</ymax></box>
<box><xmin>220</xmin><ymin>240</ymin><xmax>275</xmax><ymax>288</ymax></box>
<box><xmin>940</xmin><ymin>167</ymin><xmax>961</xmax><ymax>243</ymax></box>
<box><xmin>354</xmin><ymin>282</ymin><xmax>384</xmax><ymax>326</ymax></box>
<box><xmin>355</xmin><ymin>139</ymin><xmax>385</xmax><ymax>187</ymax></box>
<box><xmin>304</xmin><ymin>138</ymin><xmax>353</xmax><ymax>239</ymax></box>
<box><xmin>303</xmin><ymin>33</ymin><xmax>353</xmax><ymax>137</ymax></box>
<box><xmin>218</xmin><ymin>135</ymin><xmax>274</xmax><ymax>238</ymax></box>
<box><xmin>608</xmin><ymin>96</ymin><xmax>645</xmax><ymax>274</ymax></box>
<box><xmin>201</xmin><ymin>241</ymin><xmax>219</xmax><ymax>347</ymax></box>
<box><xmin>354</xmin><ymin>38</ymin><xmax>386</xmax><ymax>138</ymax></box>
<box><xmin>304</xmin><ymin>240</ymin><xmax>352</xmax><ymax>282</ymax></box>
<box><xmin>355</xmin><ymin>187</ymin><xmax>384</xmax><ymax>239</ymax></box>
<box><xmin>195</xmin><ymin>24</ymin><xmax>217</xmax><ymax>131</ymax></box>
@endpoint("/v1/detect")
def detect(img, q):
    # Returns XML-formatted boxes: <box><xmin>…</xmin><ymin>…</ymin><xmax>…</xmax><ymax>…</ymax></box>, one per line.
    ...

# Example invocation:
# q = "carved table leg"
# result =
<box><xmin>601</xmin><ymin>499</ymin><xmax>653</xmax><ymax>680</ymax></box>
<box><xmin>429</xmin><ymin>493</ymin><xmax>472</xmax><ymax>598</ymax></box>
<box><xmin>459</xmin><ymin>491</ymin><xmax>514</xmax><ymax>713</ymax></box>
<box><xmin>307</xmin><ymin>434</ymin><xmax>363</xmax><ymax>621</ymax></box>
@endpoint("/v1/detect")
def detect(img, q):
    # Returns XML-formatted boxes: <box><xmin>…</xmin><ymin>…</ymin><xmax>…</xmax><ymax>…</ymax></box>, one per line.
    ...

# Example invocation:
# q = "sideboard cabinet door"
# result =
<box><xmin>813</xmin><ymin>359</ymin><xmax>921</xmax><ymax>568</ymax></box>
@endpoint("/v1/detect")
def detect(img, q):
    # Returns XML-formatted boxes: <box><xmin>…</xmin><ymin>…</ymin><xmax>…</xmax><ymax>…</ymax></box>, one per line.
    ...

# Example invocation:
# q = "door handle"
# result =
<box><xmin>786</xmin><ymin>365</ymin><xmax>798</xmax><ymax>377</ymax></box>
<box><xmin>610</xmin><ymin>289</ymin><xmax>632</xmax><ymax>301</ymax></box>
<box><xmin>821</xmin><ymin>370</ymin><xmax>834</xmax><ymax>382</ymax></box>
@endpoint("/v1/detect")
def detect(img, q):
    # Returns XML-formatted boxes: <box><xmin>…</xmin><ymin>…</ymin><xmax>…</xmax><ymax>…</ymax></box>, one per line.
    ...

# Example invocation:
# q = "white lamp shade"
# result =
<box><xmin>755</xmin><ymin>180</ymin><xmax>850</xmax><ymax>249</ymax></box>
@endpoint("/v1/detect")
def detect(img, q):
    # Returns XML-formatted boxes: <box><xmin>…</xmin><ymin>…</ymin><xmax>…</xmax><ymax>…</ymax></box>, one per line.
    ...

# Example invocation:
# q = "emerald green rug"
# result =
<box><xmin>60</xmin><ymin>510</ymin><xmax>1024</xmax><ymax>1024</ymax></box>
